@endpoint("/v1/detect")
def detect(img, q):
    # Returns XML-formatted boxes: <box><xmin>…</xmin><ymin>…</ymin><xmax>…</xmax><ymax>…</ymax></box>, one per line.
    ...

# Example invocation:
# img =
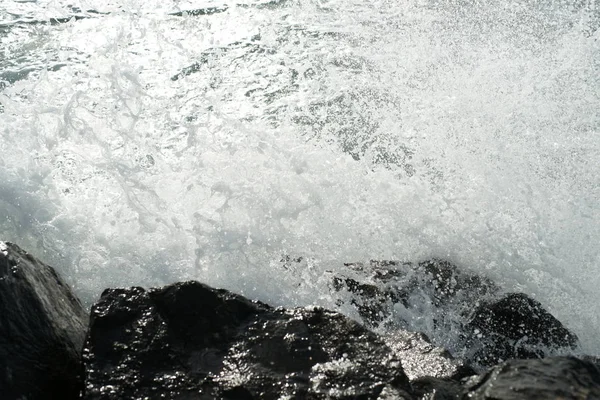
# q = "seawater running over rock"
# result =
<box><xmin>1</xmin><ymin>0</ymin><xmax>599</xmax><ymax>359</ymax></box>
<box><xmin>2</xmin><ymin>242</ymin><xmax>598</xmax><ymax>399</ymax></box>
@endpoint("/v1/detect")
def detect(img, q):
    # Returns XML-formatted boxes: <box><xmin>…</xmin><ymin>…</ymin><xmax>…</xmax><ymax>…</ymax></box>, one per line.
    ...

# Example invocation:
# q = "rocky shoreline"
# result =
<box><xmin>1</xmin><ymin>241</ymin><xmax>599</xmax><ymax>399</ymax></box>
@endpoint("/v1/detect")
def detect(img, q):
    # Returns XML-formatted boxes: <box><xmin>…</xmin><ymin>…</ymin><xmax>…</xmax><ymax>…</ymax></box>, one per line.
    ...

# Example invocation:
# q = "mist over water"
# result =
<box><xmin>1</xmin><ymin>0</ymin><xmax>599</xmax><ymax>355</ymax></box>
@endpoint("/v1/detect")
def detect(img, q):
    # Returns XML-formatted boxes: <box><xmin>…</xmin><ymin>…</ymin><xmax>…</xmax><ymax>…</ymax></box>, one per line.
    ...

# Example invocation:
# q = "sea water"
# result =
<box><xmin>1</xmin><ymin>0</ymin><xmax>599</xmax><ymax>356</ymax></box>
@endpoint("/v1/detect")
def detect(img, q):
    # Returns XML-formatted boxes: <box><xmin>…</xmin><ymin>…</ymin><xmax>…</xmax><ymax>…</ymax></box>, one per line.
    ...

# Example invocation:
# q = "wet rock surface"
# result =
<box><xmin>82</xmin><ymin>278</ymin><xmax>599</xmax><ymax>400</ymax></box>
<box><xmin>462</xmin><ymin>356</ymin><xmax>600</xmax><ymax>399</ymax></box>
<box><xmin>329</xmin><ymin>259</ymin><xmax>500</xmax><ymax>331</ymax></box>
<box><xmin>466</xmin><ymin>292</ymin><xmax>578</xmax><ymax>367</ymax></box>
<box><xmin>0</xmin><ymin>241</ymin><xmax>88</xmax><ymax>400</ymax></box>
<box><xmin>326</xmin><ymin>259</ymin><xmax>579</xmax><ymax>369</ymax></box>
<box><xmin>381</xmin><ymin>330</ymin><xmax>474</xmax><ymax>382</ymax></box>
<box><xmin>82</xmin><ymin>281</ymin><xmax>413</xmax><ymax>399</ymax></box>
<box><xmin>411</xmin><ymin>376</ymin><xmax>466</xmax><ymax>400</ymax></box>
<box><xmin>2</xmin><ymin>243</ymin><xmax>598</xmax><ymax>400</ymax></box>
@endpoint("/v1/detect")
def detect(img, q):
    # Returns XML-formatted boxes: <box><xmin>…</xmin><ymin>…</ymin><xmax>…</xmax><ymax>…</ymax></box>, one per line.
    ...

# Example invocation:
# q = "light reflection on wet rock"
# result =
<box><xmin>2</xmin><ymin>243</ymin><xmax>599</xmax><ymax>400</ymax></box>
<box><xmin>319</xmin><ymin>258</ymin><xmax>579</xmax><ymax>370</ymax></box>
<box><xmin>82</xmin><ymin>281</ymin><xmax>413</xmax><ymax>399</ymax></box>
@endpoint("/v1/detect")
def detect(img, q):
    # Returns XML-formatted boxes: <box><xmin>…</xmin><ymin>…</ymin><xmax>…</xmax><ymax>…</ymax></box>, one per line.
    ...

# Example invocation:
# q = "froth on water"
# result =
<box><xmin>0</xmin><ymin>0</ymin><xmax>599</xmax><ymax>354</ymax></box>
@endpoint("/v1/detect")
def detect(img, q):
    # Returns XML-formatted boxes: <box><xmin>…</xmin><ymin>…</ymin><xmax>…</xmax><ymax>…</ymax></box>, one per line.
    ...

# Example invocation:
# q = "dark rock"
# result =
<box><xmin>384</xmin><ymin>331</ymin><xmax>476</xmax><ymax>399</ymax></box>
<box><xmin>83</xmin><ymin>281</ymin><xmax>414</xmax><ymax>399</ymax></box>
<box><xmin>329</xmin><ymin>259</ymin><xmax>499</xmax><ymax>331</ymax></box>
<box><xmin>382</xmin><ymin>330</ymin><xmax>475</xmax><ymax>382</ymax></box>
<box><xmin>411</xmin><ymin>376</ymin><xmax>465</xmax><ymax>400</ymax></box>
<box><xmin>466</xmin><ymin>293</ymin><xmax>579</xmax><ymax>367</ymax></box>
<box><xmin>0</xmin><ymin>241</ymin><xmax>88</xmax><ymax>400</ymax></box>
<box><xmin>582</xmin><ymin>355</ymin><xmax>600</xmax><ymax>369</ymax></box>
<box><xmin>462</xmin><ymin>356</ymin><xmax>600</xmax><ymax>399</ymax></box>
<box><xmin>312</xmin><ymin>259</ymin><xmax>579</xmax><ymax>370</ymax></box>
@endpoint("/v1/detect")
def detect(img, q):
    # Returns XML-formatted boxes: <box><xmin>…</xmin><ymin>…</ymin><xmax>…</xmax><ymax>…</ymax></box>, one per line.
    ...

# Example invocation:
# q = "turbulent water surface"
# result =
<box><xmin>1</xmin><ymin>0</ymin><xmax>599</xmax><ymax>356</ymax></box>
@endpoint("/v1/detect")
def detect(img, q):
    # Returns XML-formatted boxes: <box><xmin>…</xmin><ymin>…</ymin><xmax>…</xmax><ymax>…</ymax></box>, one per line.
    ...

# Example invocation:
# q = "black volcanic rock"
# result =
<box><xmin>462</xmin><ymin>357</ymin><xmax>600</xmax><ymax>399</ymax></box>
<box><xmin>466</xmin><ymin>292</ymin><xmax>579</xmax><ymax>367</ymax></box>
<box><xmin>83</xmin><ymin>281</ymin><xmax>414</xmax><ymax>399</ymax></box>
<box><xmin>0</xmin><ymin>241</ymin><xmax>88</xmax><ymax>400</ymax></box>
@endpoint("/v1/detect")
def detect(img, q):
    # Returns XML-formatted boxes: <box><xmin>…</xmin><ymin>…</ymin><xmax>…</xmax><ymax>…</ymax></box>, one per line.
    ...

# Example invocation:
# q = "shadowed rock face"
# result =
<box><xmin>466</xmin><ymin>292</ymin><xmax>578</xmax><ymax>367</ymax></box>
<box><xmin>0</xmin><ymin>241</ymin><xmax>88</xmax><ymax>400</ymax></box>
<box><xmin>83</xmin><ymin>281</ymin><xmax>413</xmax><ymax>399</ymax></box>
<box><xmin>463</xmin><ymin>357</ymin><xmax>600</xmax><ymax>399</ymax></box>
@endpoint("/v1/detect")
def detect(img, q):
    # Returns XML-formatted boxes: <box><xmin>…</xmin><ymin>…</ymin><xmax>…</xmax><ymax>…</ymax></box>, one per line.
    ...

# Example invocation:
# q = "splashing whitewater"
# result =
<box><xmin>1</xmin><ymin>0</ymin><xmax>599</xmax><ymax>355</ymax></box>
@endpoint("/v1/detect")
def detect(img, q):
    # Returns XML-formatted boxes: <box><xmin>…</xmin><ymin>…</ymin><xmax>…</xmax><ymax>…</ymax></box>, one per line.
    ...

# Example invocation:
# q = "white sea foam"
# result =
<box><xmin>0</xmin><ymin>0</ymin><xmax>599</xmax><ymax>355</ymax></box>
